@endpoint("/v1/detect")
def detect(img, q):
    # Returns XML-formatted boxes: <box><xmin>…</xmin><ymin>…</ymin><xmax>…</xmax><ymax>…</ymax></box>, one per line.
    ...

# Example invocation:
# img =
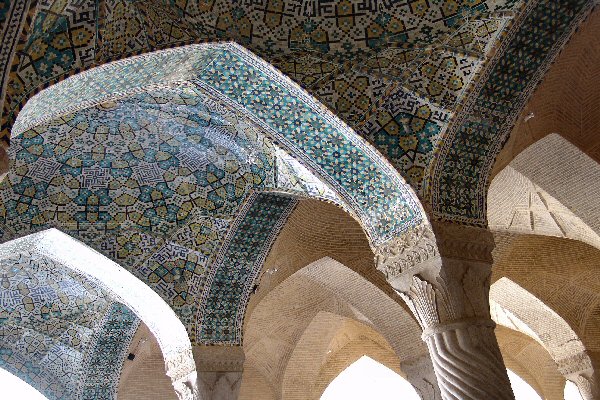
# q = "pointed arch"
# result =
<box><xmin>488</xmin><ymin>134</ymin><xmax>600</xmax><ymax>249</ymax></box>
<box><xmin>490</xmin><ymin>278</ymin><xmax>594</xmax><ymax>381</ymax></box>
<box><xmin>11</xmin><ymin>42</ymin><xmax>427</xmax><ymax>245</ymax></box>
<box><xmin>0</xmin><ymin>229</ymin><xmax>198</xmax><ymax>399</ymax></box>
<box><xmin>241</xmin><ymin>256</ymin><xmax>432</xmax><ymax>400</ymax></box>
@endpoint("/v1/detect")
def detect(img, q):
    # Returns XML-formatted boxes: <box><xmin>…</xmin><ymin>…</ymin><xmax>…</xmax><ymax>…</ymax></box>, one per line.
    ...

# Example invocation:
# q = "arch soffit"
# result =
<box><xmin>243</xmin><ymin>256</ymin><xmax>426</xmax><ymax>395</ymax></box>
<box><xmin>282</xmin><ymin>311</ymin><xmax>404</xmax><ymax>400</ymax></box>
<box><xmin>495</xmin><ymin>325</ymin><xmax>566</xmax><ymax>400</ymax></box>
<box><xmin>2</xmin><ymin>0</ymin><xmax>530</xmax><ymax>196</ymax></box>
<box><xmin>428</xmin><ymin>0</ymin><xmax>596</xmax><ymax>225</ymax></box>
<box><xmin>488</xmin><ymin>160</ymin><xmax>600</xmax><ymax>251</ymax></box>
<box><xmin>0</xmin><ymin>236</ymin><xmax>138</xmax><ymax>400</ymax></box>
<box><xmin>490</xmin><ymin>277</ymin><xmax>592</xmax><ymax>374</ymax></box>
<box><xmin>2</xmin><ymin>80</ymin><xmax>338</xmax><ymax>345</ymax></box>
<box><xmin>490</xmin><ymin>134</ymin><xmax>600</xmax><ymax>238</ymax></box>
<box><xmin>12</xmin><ymin>42</ymin><xmax>426</xmax><ymax>246</ymax></box>
<box><xmin>245</xmin><ymin>257</ymin><xmax>425</xmax><ymax>363</ymax></box>
<box><xmin>0</xmin><ymin>229</ymin><xmax>198</xmax><ymax>399</ymax></box>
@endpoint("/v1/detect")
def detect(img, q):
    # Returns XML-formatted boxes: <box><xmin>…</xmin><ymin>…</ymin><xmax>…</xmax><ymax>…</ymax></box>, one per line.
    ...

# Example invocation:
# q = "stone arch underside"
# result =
<box><xmin>488</xmin><ymin>156</ymin><xmax>600</xmax><ymax>250</ymax></box>
<box><xmin>282</xmin><ymin>311</ymin><xmax>407</xmax><ymax>400</ymax></box>
<box><xmin>490</xmin><ymin>277</ymin><xmax>590</xmax><ymax>371</ymax></box>
<box><xmin>0</xmin><ymin>229</ymin><xmax>198</xmax><ymax>399</ymax></box>
<box><xmin>241</xmin><ymin>256</ymin><xmax>436</xmax><ymax>400</ymax></box>
<box><xmin>0</xmin><ymin>41</ymin><xmax>438</xmax><ymax>350</ymax></box>
<box><xmin>495</xmin><ymin>326</ymin><xmax>565</xmax><ymax>400</ymax></box>
<box><xmin>490</xmin><ymin>235</ymin><xmax>600</xmax><ymax>399</ymax></box>
<box><xmin>489</xmin><ymin>134</ymin><xmax>600</xmax><ymax>244</ymax></box>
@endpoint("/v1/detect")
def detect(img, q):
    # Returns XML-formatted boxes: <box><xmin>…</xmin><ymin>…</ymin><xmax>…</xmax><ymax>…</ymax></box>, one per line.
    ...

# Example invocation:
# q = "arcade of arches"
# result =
<box><xmin>0</xmin><ymin>1</ymin><xmax>599</xmax><ymax>399</ymax></box>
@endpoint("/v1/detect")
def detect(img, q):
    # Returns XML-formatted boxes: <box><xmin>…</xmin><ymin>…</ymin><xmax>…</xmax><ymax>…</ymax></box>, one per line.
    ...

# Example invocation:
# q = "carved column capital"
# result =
<box><xmin>378</xmin><ymin>223</ymin><xmax>512</xmax><ymax>399</ymax></box>
<box><xmin>399</xmin><ymin>274</ymin><xmax>493</xmax><ymax>331</ymax></box>
<box><xmin>557</xmin><ymin>352</ymin><xmax>600</xmax><ymax>400</ymax></box>
<box><xmin>374</xmin><ymin>223</ymin><xmax>438</xmax><ymax>281</ymax></box>
<box><xmin>375</xmin><ymin>221</ymin><xmax>495</xmax><ymax>292</ymax></box>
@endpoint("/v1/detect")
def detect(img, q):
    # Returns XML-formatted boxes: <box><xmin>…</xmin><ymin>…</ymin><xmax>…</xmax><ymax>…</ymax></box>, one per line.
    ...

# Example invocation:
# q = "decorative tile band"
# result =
<box><xmin>429</xmin><ymin>0</ymin><xmax>595</xmax><ymax>224</ymax></box>
<box><xmin>196</xmin><ymin>191</ymin><xmax>297</xmax><ymax>344</ymax></box>
<box><xmin>80</xmin><ymin>302</ymin><xmax>140</xmax><ymax>400</ymax></box>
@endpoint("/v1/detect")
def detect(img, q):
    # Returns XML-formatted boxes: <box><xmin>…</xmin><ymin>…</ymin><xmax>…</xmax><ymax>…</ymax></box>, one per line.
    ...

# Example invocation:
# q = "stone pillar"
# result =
<box><xmin>558</xmin><ymin>353</ymin><xmax>600</xmax><ymax>400</ymax></box>
<box><xmin>376</xmin><ymin>222</ymin><xmax>515</xmax><ymax>400</ymax></box>
<box><xmin>193</xmin><ymin>345</ymin><xmax>245</xmax><ymax>400</ymax></box>
<box><xmin>402</xmin><ymin>355</ymin><xmax>442</xmax><ymax>400</ymax></box>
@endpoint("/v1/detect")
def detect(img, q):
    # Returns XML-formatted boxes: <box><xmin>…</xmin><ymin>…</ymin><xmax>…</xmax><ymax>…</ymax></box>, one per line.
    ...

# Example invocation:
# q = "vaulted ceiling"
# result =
<box><xmin>0</xmin><ymin>1</ymin><xmax>597</xmax><ymax>399</ymax></box>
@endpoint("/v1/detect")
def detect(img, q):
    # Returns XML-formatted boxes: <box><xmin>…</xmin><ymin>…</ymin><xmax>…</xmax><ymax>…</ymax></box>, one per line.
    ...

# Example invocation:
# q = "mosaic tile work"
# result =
<box><xmin>197</xmin><ymin>192</ymin><xmax>297</xmax><ymax>344</ymax></box>
<box><xmin>0</xmin><ymin>80</ymin><xmax>345</xmax><ymax>344</ymax></box>
<box><xmin>11</xmin><ymin>43</ymin><xmax>423</xmax><ymax>244</ymax></box>
<box><xmin>0</xmin><ymin>0</ymin><xmax>32</xmax><ymax>106</ymax></box>
<box><xmin>2</xmin><ymin>0</ymin><xmax>523</xmax><ymax>192</ymax></box>
<box><xmin>0</xmin><ymin>247</ymin><xmax>139</xmax><ymax>400</ymax></box>
<box><xmin>80</xmin><ymin>303</ymin><xmax>139</xmax><ymax>400</ymax></box>
<box><xmin>429</xmin><ymin>0</ymin><xmax>595</xmax><ymax>224</ymax></box>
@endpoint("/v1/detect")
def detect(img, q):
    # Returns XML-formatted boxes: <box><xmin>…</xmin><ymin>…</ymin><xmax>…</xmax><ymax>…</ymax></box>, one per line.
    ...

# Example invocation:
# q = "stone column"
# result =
<box><xmin>376</xmin><ymin>222</ymin><xmax>515</xmax><ymax>400</ymax></box>
<box><xmin>193</xmin><ymin>345</ymin><xmax>245</xmax><ymax>400</ymax></box>
<box><xmin>558</xmin><ymin>353</ymin><xmax>600</xmax><ymax>400</ymax></box>
<box><xmin>402</xmin><ymin>355</ymin><xmax>442</xmax><ymax>400</ymax></box>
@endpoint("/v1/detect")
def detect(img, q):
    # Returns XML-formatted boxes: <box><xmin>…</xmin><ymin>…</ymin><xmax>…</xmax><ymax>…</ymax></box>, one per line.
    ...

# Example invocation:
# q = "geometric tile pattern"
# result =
<box><xmin>80</xmin><ymin>303</ymin><xmax>139</xmax><ymax>400</ymax></box>
<box><xmin>197</xmin><ymin>192</ymin><xmax>297</xmax><ymax>344</ymax></box>
<box><xmin>429</xmin><ymin>0</ymin><xmax>595</xmax><ymax>224</ymax></box>
<box><xmin>10</xmin><ymin>43</ymin><xmax>423</xmax><ymax>244</ymax></box>
<box><xmin>1</xmin><ymin>0</ymin><xmax>524</xmax><ymax>193</ymax></box>
<box><xmin>0</xmin><ymin>81</ymin><xmax>340</xmax><ymax>344</ymax></box>
<box><xmin>0</xmin><ymin>249</ymin><xmax>139</xmax><ymax>400</ymax></box>
<box><xmin>197</xmin><ymin>45</ymin><xmax>423</xmax><ymax>242</ymax></box>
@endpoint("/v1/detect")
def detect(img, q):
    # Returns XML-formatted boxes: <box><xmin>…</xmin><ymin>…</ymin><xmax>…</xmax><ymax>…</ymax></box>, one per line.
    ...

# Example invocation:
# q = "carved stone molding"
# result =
<box><xmin>375</xmin><ymin>221</ymin><xmax>495</xmax><ymax>289</ymax></box>
<box><xmin>374</xmin><ymin>223</ymin><xmax>438</xmax><ymax>281</ymax></box>
<box><xmin>557</xmin><ymin>352</ymin><xmax>594</xmax><ymax>376</ymax></box>
<box><xmin>165</xmin><ymin>348</ymin><xmax>199</xmax><ymax>400</ymax></box>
